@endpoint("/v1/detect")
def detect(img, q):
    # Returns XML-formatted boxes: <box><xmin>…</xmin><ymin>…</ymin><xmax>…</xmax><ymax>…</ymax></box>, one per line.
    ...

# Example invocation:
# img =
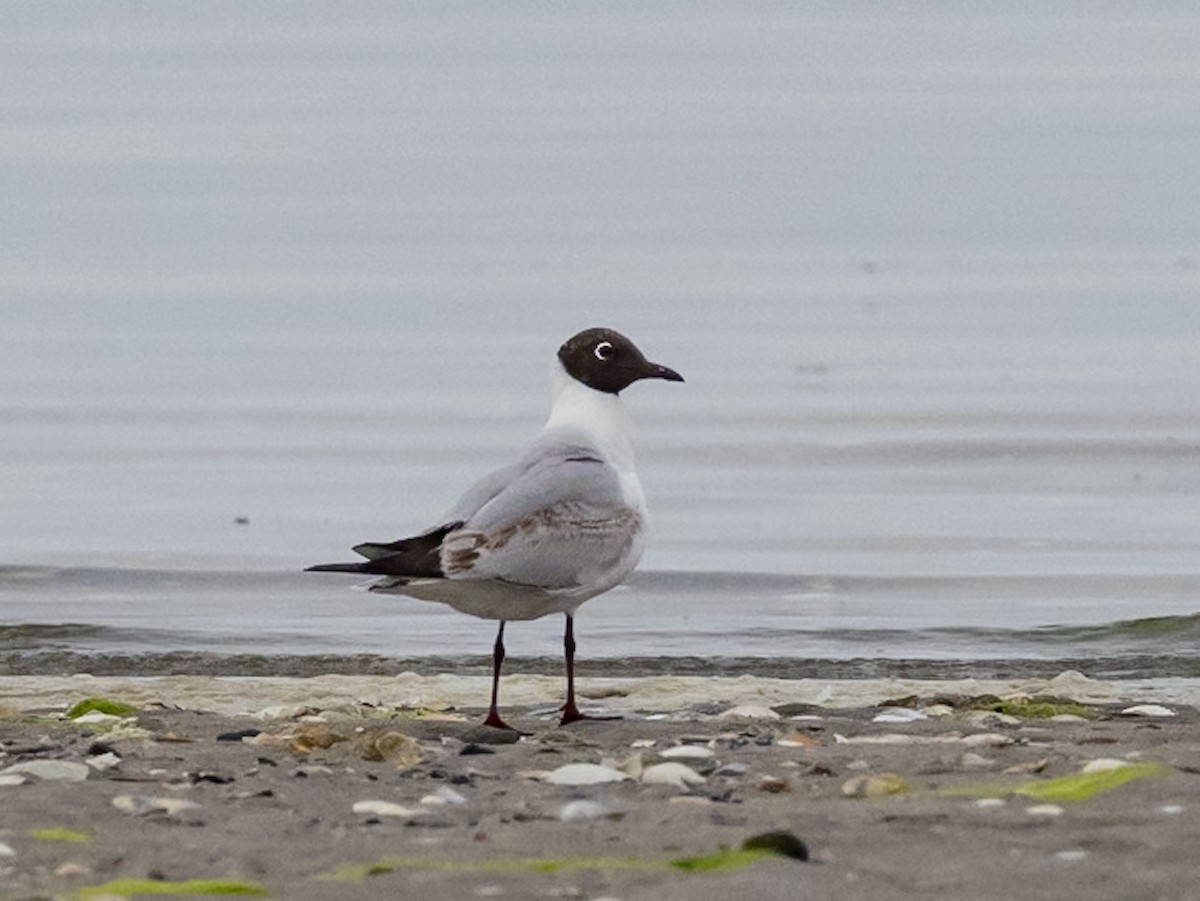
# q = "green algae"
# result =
<box><xmin>66</xmin><ymin>697</ymin><xmax>138</xmax><ymax>719</ymax></box>
<box><xmin>975</xmin><ymin>697</ymin><xmax>1100</xmax><ymax>720</ymax></box>
<box><xmin>76</xmin><ymin>878</ymin><xmax>268</xmax><ymax>898</ymax></box>
<box><xmin>31</xmin><ymin>827</ymin><xmax>91</xmax><ymax>843</ymax></box>
<box><xmin>670</xmin><ymin>848</ymin><xmax>774</xmax><ymax>872</ymax></box>
<box><xmin>942</xmin><ymin>761</ymin><xmax>1168</xmax><ymax>803</ymax></box>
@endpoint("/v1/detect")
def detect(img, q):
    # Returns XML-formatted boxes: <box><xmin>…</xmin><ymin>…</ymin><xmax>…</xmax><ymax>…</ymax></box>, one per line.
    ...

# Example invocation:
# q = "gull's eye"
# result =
<box><xmin>594</xmin><ymin>340</ymin><xmax>614</xmax><ymax>361</ymax></box>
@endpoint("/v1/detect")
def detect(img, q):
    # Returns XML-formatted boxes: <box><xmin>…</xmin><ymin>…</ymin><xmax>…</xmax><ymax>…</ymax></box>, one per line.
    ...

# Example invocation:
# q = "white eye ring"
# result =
<box><xmin>594</xmin><ymin>341</ymin><xmax>614</xmax><ymax>361</ymax></box>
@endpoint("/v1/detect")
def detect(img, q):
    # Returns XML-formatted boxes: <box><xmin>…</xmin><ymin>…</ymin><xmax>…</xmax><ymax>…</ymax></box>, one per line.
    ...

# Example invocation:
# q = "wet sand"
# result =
<box><xmin>2</xmin><ymin>673</ymin><xmax>1199</xmax><ymax>901</ymax></box>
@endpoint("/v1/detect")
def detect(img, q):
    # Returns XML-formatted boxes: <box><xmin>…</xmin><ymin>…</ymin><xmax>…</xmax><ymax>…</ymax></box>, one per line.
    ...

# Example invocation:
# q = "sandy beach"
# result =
<box><xmin>2</xmin><ymin>672</ymin><xmax>1199</xmax><ymax>901</ymax></box>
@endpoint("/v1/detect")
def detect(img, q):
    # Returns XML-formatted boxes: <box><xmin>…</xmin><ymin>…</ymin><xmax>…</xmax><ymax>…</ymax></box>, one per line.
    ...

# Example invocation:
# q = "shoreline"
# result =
<box><xmin>5</xmin><ymin>670</ymin><xmax>1200</xmax><ymax>717</ymax></box>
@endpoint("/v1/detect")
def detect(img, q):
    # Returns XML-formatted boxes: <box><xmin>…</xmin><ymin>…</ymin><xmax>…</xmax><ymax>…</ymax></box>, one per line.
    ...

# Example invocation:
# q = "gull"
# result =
<box><xmin>307</xmin><ymin>327</ymin><xmax>683</xmax><ymax>729</ymax></box>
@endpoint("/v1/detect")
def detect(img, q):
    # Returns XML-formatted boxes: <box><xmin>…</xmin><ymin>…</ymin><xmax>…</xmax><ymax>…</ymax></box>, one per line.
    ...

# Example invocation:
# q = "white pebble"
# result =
<box><xmin>641</xmin><ymin>762</ymin><xmax>707</xmax><ymax>789</ymax></box>
<box><xmin>921</xmin><ymin>704</ymin><xmax>955</xmax><ymax>718</ymax></box>
<box><xmin>0</xmin><ymin>841</ymin><xmax>14</xmax><ymax>857</ymax></box>
<box><xmin>717</xmin><ymin>704</ymin><xmax>780</xmax><ymax>721</ymax></box>
<box><xmin>0</xmin><ymin>774</ymin><xmax>27</xmax><ymax>787</ymax></box>
<box><xmin>352</xmin><ymin>800</ymin><xmax>426</xmax><ymax>818</ymax></box>
<box><xmin>86</xmin><ymin>752</ymin><xmax>122</xmax><ymax>772</ymax></box>
<box><xmin>71</xmin><ymin>711</ymin><xmax>125</xmax><ymax>725</ymax></box>
<box><xmin>630</xmin><ymin>739</ymin><xmax>656</xmax><ymax>748</ymax></box>
<box><xmin>559</xmin><ymin>800</ymin><xmax>609</xmax><ymax>821</ymax></box>
<box><xmin>1160</xmin><ymin>805</ymin><xmax>1184</xmax><ymax>815</ymax></box>
<box><xmin>974</xmin><ymin>798</ymin><xmax>1006</xmax><ymax>808</ymax></box>
<box><xmin>112</xmin><ymin>795</ymin><xmax>200</xmax><ymax>816</ymax></box>
<box><xmin>1</xmin><ymin>760</ymin><xmax>90</xmax><ymax>782</ymax></box>
<box><xmin>1025</xmin><ymin>804</ymin><xmax>1064</xmax><ymax>817</ymax></box>
<box><xmin>1080</xmin><ymin>758</ymin><xmax>1129</xmax><ymax>774</ymax></box>
<box><xmin>660</xmin><ymin>745</ymin><xmax>714</xmax><ymax>760</ymax></box>
<box><xmin>546</xmin><ymin>763</ymin><xmax>629</xmax><ymax>786</ymax></box>
<box><xmin>1055</xmin><ymin>850</ymin><xmax>1089</xmax><ymax>862</ymax></box>
<box><xmin>872</xmin><ymin>707</ymin><xmax>926</xmax><ymax>724</ymax></box>
<box><xmin>1120</xmin><ymin>704</ymin><xmax>1176</xmax><ymax>718</ymax></box>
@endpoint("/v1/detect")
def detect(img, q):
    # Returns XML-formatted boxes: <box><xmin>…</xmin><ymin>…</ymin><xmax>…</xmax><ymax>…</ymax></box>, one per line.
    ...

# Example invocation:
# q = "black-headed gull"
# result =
<box><xmin>307</xmin><ymin>327</ymin><xmax>683</xmax><ymax>729</ymax></box>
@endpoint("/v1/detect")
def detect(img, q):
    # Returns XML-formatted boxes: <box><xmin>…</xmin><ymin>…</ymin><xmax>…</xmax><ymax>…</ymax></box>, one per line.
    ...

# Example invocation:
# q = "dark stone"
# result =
<box><xmin>217</xmin><ymin>728</ymin><xmax>262</xmax><ymax>742</ymax></box>
<box><xmin>742</xmin><ymin>830</ymin><xmax>809</xmax><ymax>862</ymax></box>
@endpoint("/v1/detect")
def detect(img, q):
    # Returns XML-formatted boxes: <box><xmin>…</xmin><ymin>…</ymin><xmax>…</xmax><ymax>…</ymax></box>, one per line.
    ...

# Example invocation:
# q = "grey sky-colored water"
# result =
<box><xmin>2</xmin><ymin>4</ymin><xmax>1199</xmax><ymax>667</ymax></box>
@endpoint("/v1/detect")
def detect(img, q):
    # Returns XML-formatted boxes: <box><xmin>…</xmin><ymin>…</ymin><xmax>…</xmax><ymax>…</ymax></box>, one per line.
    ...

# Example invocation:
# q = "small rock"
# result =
<box><xmin>743</xmin><ymin>830</ymin><xmax>809</xmax><ymax>861</ymax></box>
<box><xmin>2</xmin><ymin>760</ymin><xmax>90</xmax><ymax>783</ymax></box>
<box><xmin>717</xmin><ymin>704</ymin><xmax>781</xmax><ymax>721</ymax></box>
<box><xmin>217</xmin><ymin>728</ymin><xmax>262</xmax><ymax>742</ymax></box>
<box><xmin>86</xmin><ymin>752</ymin><xmax>122</xmax><ymax>772</ymax></box>
<box><xmin>1049</xmin><ymin>714</ymin><xmax>1089</xmax><ymax>723</ymax></box>
<box><xmin>1055</xmin><ymin>849</ymin><xmax>1088</xmax><ymax>862</ymax></box>
<box><xmin>921</xmin><ymin>704</ymin><xmax>956</xmax><ymax>717</ymax></box>
<box><xmin>758</xmin><ymin>776</ymin><xmax>791</xmax><ymax>794</ymax></box>
<box><xmin>359</xmin><ymin>731</ymin><xmax>422</xmax><ymax>768</ymax></box>
<box><xmin>0</xmin><ymin>774</ymin><xmax>28</xmax><ymax>787</ymax></box>
<box><xmin>841</xmin><ymin>774</ymin><xmax>911</xmax><ymax>798</ymax></box>
<box><xmin>55</xmin><ymin>861</ymin><xmax>91</xmax><ymax>877</ymax></box>
<box><xmin>642</xmin><ymin>762</ymin><xmax>706</xmax><ymax>789</ymax></box>
<box><xmin>777</xmin><ymin>733</ymin><xmax>820</xmax><ymax>748</ymax></box>
<box><xmin>421</xmin><ymin>786</ymin><xmax>468</xmax><ymax>806</ymax></box>
<box><xmin>546</xmin><ymin>763</ymin><xmax>628</xmax><ymax>786</ymax></box>
<box><xmin>960</xmin><ymin>752</ymin><xmax>996</xmax><ymax>770</ymax></box>
<box><xmin>660</xmin><ymin>745</ymin><xmax>714</xmax><ymax>760</ymax></box>
<box><xmin>714</xmin><ymin>762</ymin><xmax>748</xmax><ymax>777</ymax></box>
<box><xmin>974</xmin><ymin>798</ymin><xmax>1006</xmax><ymax>808</ymax></box>
<box><xmin>1160</xmin><ymin>804</ymin><xmax>1184</xmax><ymax>815</ymax></box>
<box><xmin>112</xmin><ymin>795</ymin><xmax>201</xmax><ymax>817</ymax></box>
<box><xmin>667</xmin><ymin>795</ymin><xmax>712</xmax><ymax>807</ymax></box>
<box><xmin>0</xmin><ymin>841</ymin><xmax>14</xmax><ymax>857</ymax></box>
<box><xmin>1003</xmin><ymin>758</ymin><xmax>1049</xmax><ymax>775</ymax></box>
<box><xmin>461</xmin><ymin>743</ymin><xmax>496</xmax><ymax>756</ymax></box>
<box><xmin>1119</xmin><ymin>704</ymin><xmax>1176</xmax><ymax>718</ymax></box>
<box><xmin>1080</xmin><ymin>758</ymin><xmax>1129</xmax><ymax>774</ymax></box>
<box><xmin>352</xmin><ymin>800</ymin><xmax>426</xmax><ymax>818</ymax></box>
<box><xmin>967</xmin><ymin>711</ymin><xmax>1021</xmax><ymax>727</ymax></box>
<box><xmin>1025</xmin><ymin>804</ymin><xmax>1064</xmax><ymax>817</ymax></box>
<box><xmin>630</xmin><ymin>738</ymin><xmax>656</xmax><ymax>748</ymax></box>
<box><xmin>559</xmin><ymin>799</ymin><xmax>609</xmax><ymax>821</ymax></box>
<box><xmin>873</xmin><ymin>707</ymin><xmax>927</xmax><ymax>724</ymax></box>
<box><xmin>461</xmin><ymin>724</ymin><xmax>522</xmax><ymax>745</ymax></box>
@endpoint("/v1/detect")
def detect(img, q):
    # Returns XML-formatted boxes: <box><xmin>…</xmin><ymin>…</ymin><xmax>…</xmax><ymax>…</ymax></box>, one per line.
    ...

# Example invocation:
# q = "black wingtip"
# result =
<box><xmin>305</xmin><ymin>562</ymin><xmax>367</xmax><ymax>574</ymax></box>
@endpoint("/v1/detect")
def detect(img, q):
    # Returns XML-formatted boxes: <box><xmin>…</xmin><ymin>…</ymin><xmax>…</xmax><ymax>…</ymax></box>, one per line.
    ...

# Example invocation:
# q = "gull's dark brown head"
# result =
<box><xmin>557</xmin><ymin>328</ymin><xmax>684</xmax><ymax>395</ymax></box>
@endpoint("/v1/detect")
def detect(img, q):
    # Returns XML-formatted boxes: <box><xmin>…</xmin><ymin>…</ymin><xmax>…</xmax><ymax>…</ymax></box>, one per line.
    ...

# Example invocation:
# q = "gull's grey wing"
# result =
<box><xmin>441</xmin><ymin>447</ymin><xmax>643</xmax><ymax>590</ymax></box>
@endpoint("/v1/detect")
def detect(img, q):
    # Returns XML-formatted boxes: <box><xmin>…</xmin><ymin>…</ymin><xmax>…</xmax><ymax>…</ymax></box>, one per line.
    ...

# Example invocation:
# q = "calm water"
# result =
<box><xmin>2</xmin><ymin>4</ymin><xmax>1199</xmax><ymax>678</ymax></box>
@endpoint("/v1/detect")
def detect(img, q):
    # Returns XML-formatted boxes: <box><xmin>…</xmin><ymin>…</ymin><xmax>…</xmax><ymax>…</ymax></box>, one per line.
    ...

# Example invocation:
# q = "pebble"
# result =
<box><xmin>1160</xmin><ymin>805</ymin><xmax>1184</xmax><ymax>815</ymax></box>
<box><xmin>0</xmin><ymin>841</ymin><xmax>14</xmax><ymax>857</ymax></box>
<box><xmin>1</xmin><ymin>760</ymin><xmax>90</xmax><ymax>782</ymax></box>
<box><xmin>1119</xmin><ymin>704</ymin><xmax>1176</xmax><ymax>718</ymax></box>
<box><xmin>1080</xmin><ymin>758</ymin><xmax>1129</xmax><ymax>774</ymax></box>
<box><xmin>1049</xmin><ymin>714</ymin><xmax>1090</xmax><ymax>723</ymax></box>
<box><xmin>352</xmin><ymin>800</ymin><xmax>427</xmax><ymax>818</ymax></box>
<box><xmin>758</xmin><ymin>776</ymin><xmax>792</xmax><ymax>794</ymax></box>
<box><xmin>559</xmin><ymin>800</ymin><xmax>610</xmax><ymax>821</ymax></box>
<box><xmin>86</xmin><ymin>752</ymin><xmax>122</xmax><ymax>772</ymax></box>
<box><xmin>872</xmin><ymin>707</ymin><xmax>927</xmax><ymax>724</ymax></box>
<box><xmin>714</xmin><ymin>762</ymin><xmax>748</xmax><ymax>777</ymax></box>
<box><xmin>112</xmin><ymin>795</ymin><xmax>201</xmax><ymax>817</ymax></box>
<box><xmin>921</xmin><ymin>704</ymin><xmax>956</xmax><ymax>717</ymax></box>
<box><xmin>71</xmin><ymin>711</ymin><xmax>125</xmax><ymax>725</ymax></box>
<box><xmin>1025</xmin><ymin>804</ymin><xmax>1064</xmax><ymax>817</ymax></box>
<box><xmin>0</xmin><ymin>774</ymin><xmax>28</xmax><ymax>787</ymax></box>
<box><xmin>840</xmin><ymin>774</ymin><xmax>911</xmax><ymax>798</ymax></box>
<box><xmin>1055</xmin><ymin>850</ymin><xmax>1089</xmax><ymax>862</ymax></box>
<box><xmin>546</xmin><ymin>763</ymin><xmax>629</xmax><ymax>786</ymax></box>
<box><xmin>777</xmin><ymin>733</ymin><xmax>820</xmax><ymax>749</ymax></box>
<box><xmin>630</xmin><ymin>739</ymin><xmax>657</xmax><ymax>748</ymax></box>
<box><xmin>420</xmin><ymin>786</ymin><xmax>468</xmax><ymax>806</ymax></box>
<box><xmin>718</xmin><ymin>704</ymin><xmax>780</xmax><ymax>721</ymax></box>
<box><xmin>641</xmin><ymin>762</ymin><xmax>706</xmax><ymax>789</ymax></box>
<box><xmin>659</xmin><ymin>745</ymin><xmax>714</xmax><ymax>760</ymax></box>
<box><xmin>960</xmin><ymin>752</ymin><xmax>996</xmax><ymax>770</ymax></box>
<box><xmin>974</xmin><ymin>798</ymin><xmax>1006</xmax><ymax>808</ymax></box>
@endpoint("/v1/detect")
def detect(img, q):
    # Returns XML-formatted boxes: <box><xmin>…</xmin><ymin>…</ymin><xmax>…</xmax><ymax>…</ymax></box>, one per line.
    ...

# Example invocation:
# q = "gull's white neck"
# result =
<box><xmin>542</xmin><ymin>359</ymin><xmax>636</xmax><ymax>472</ymax></box>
